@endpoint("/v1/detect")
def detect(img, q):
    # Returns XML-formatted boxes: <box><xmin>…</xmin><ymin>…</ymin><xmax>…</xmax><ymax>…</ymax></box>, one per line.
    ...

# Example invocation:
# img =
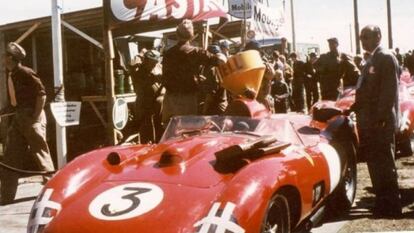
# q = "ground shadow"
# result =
<box><xmin>322</xmin><ymin>187</ymin><xmax>414</xmax><ymax>223</ymax></box>
<box><xmin>0</xmin><ymin>195</ymin><xmax>37</xmax><ymax>206</ymax></box>
<box><xmin>10</xmin><ymin>195</ymin><xmax>37</xmax><ymax>204</ymax></box>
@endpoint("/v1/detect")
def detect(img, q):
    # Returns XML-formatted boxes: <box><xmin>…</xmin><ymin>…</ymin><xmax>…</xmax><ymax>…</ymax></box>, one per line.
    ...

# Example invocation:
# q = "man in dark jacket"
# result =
<box><xmin>353</xmin><ymin>25</ymin><xmax>401</xmax><ymax>218</ymax></box>
<box><xmin>131</xmin><ymin>50</ymin><xmax>164</xmax><ymax>143</ymax></box>
<box><xmin>315</xmin><ymin>37</ymin><xmax>341</xmax><ymax>100</ymax></box>
<box><xmin>304</xmin><ymin>52</ymin><xmax>320</xmax><ymax>110</ymax></box>
<box><xmin>339</xmin><ymin>53</ymin><xmax>360</xmax><ymax>88</ymax></box>
<box><xmin>1</xmin><ymin>42</ymin><xmax>55</xmax><ymax>204</ymax></box>
<box><xmin>162</xmin><ymin>19</ymin><xmax>226</xmax><ymax>126</ymax></box>
<box><xmin>290</xmin><ymin>52</ymin><xmax>306</xmax><ymax>112</ymax></box>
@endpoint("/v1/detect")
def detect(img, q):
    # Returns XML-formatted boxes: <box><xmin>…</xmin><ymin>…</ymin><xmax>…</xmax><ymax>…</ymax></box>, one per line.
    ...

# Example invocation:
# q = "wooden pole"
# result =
<box><xmin>31</xmin><ymin>35</ymin><xmax>38</xmax><ymax>72</ymax></box>
<box><xmin>353</xmin><ymin>0</ymin><xmax>361</xmax><ymax>54</ymax></box>
<box><xmin>15</xmin><ymin>22</ymin><xmax>41</xmax><ymax>44</ymax></box>
<box><xmin>387</xmin><ymin>0</ymin><xmax>393</xmax><ymax>49</ymax></box>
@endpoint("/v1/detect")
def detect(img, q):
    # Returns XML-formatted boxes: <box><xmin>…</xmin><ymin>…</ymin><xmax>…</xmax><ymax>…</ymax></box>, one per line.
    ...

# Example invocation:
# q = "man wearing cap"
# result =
<box><xmin>130</xmin><ymin>49</ymin><xmax>164</xmax><ymax>143</ymax></box>
<box><xmin>1</xmin><ymin>42</ymin><xmax>54</xmax><ymax>204</ymax></box>
<box><xmin>162</xmin><ymin>19</ymin><xmax>226</xmax><ymax>126</ymax></box>
<box><xmin>315</xmin><ymin>37</ymin><xmax>342</xmax><ymax>100</ymax></box>
<box><xmin>219</xmin><ymin>41</ymin><xmax>230</xmax><ymax>57</ymax></box>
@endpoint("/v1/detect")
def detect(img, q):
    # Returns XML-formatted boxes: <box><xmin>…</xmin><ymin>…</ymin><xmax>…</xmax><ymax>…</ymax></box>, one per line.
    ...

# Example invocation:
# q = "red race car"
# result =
<box><xmin>311</xmin><ymin>76</ymin><xmax>414</xmax><ymax>157</ymax></box>
<box><xmin>27</xmin><ymin>101</ymin><xmax>357</xmax><ymax>233</ymax></box>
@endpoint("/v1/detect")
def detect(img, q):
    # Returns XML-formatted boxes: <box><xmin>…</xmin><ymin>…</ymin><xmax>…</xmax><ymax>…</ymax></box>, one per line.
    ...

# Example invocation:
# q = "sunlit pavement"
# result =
<box><xmin>0</xmin><ymin>178</ymin><xmax>43</xmax><ymax>233</ymax></box>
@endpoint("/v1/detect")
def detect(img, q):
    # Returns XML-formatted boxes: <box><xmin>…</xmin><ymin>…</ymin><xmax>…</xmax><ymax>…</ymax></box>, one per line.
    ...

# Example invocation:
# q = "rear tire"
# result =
<box><xmin>326</xmin><ymin>142</ymin><xmax>357</xmax><ymax>216</ymax></box>
<box><xmin>261</xmin><ymin>194</ymin><xmax>291</xmax><ymax>233</ymax></box>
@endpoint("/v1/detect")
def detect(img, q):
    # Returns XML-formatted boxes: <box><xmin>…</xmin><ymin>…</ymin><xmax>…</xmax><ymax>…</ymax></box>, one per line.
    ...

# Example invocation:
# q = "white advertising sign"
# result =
<box><xmin>250</xmin><ymin>0</ymin><xmax>285</xmax><ymax>38</ymax></box>
<box><xmin>50</xmin><ymin>102</ymin><xmax>81</xmax><ymax>127</ymax></box>
<box><xmin>228</xmin><ymin>0</ymin><xmax>252</xmax><ymax>19</ymax></box>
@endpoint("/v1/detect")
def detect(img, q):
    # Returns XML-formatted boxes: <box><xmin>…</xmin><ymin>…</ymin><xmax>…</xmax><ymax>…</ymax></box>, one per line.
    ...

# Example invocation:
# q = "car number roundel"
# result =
<box><xmin>89</xmin><ymin>182</ymin><xmax>164</xmax><ymax>220</ymax></box>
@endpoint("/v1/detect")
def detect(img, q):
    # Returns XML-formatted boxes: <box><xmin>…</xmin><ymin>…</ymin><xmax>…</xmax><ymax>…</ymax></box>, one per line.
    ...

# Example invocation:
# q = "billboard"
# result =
<box><xmin>106</xmin><ymin>0</ymin><xmax>228</xmax><ymax>30</ymax></box>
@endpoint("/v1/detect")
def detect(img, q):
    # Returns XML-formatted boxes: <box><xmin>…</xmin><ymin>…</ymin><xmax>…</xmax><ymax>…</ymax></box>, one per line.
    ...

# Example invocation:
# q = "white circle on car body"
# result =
<box><xmin>318</xmin><ymin>143</ymin><xmax>341</xmax><ymax>193</ymax></box>
<box><xmin>89</xmin><ymin>182</ymin><xmax>164</xmax><ymax>220</ymax></box>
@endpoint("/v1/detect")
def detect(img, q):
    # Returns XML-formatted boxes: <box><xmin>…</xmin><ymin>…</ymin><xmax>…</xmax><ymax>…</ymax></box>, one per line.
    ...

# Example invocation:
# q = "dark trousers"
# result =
<box><xmin>292</xmin><ymin>80</ymin><xmax>305</xmax><ymax>112</ymax></box>
<box><xmin>4</xmin><ymin>109</ymin><xmax>54</xmax><ymax>171</ymax></box>
<box><xmin>358</xmin><ymin>126</ymin><xmax>400</xmax><ymax>207</ymax></box>
<box><xmin>137</xmin><ymin>96</ymin><xmax>164</xmax><ymax>143</ymax></box>
<box><xmin>320</xmin><ymin>86</ymin><xmax>339</xmax><ymax>101</ymax></box>
<box><xmin>304</xmin><ymin>79</ymin><xmax>319</xmax><ymax>110</ymax></box>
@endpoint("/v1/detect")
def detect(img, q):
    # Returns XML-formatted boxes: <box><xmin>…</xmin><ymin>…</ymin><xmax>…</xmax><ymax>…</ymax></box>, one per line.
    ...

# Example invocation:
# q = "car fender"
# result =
<box><xmin>45</xmin><ymin>145</ymin><xmax>152</xmax><ymax>201</ymax></box>
<box><xmin>209</xmin><ymin>152</ymin><xmax>328</xmax><ymax>232</ymax></box>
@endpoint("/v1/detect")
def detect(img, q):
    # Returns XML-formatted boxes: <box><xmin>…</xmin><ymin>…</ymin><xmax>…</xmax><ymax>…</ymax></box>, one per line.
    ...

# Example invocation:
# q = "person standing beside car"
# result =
<box><xmin>1</xmin><ymin>42</ymin><xmax>55</xmax><ymax>203</ymax></box>
<box><xmin>315</xmin><ymin>37</ymin><xmax>342</xmax><ymax>101</ymax></box>
<box><xmin>290</xmin><ymin>52</ymin><xmax>306</xmax><ymax>113</ymax></box>
<box><xmin>130</xmin><ymin>50</ymin><xmax>164</xmax><ymax>143</ymax></box>
<box><xmin>161</xmin><ymin>19</ymin><xmax>226</xmax><ymax>126</ymax></box>
<box><xmin>352</xmin><ymin>25</ymin><xmax>402</xmax><ymax>218</ymax></box>
<box><xmin>304</xmin><ymin>52</ymin><xmax>320</xmax><ymax>110</ymax></box>
<box><xmin>339</xmin><ymin>53</ymin><xmax>360</xmax><ymax>88</ymax></box>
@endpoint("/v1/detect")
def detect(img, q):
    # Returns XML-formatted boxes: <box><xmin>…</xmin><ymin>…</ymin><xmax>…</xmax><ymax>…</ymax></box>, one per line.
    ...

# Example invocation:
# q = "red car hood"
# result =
<box><xmin>42</xmin><ymin>134</ymin><xmax>255</xmax><ymax>233</ymax></box>
<box><xmin>105</xmin><ymin>134</ymin><xmax>249</xmax><ymax>188</ymax></box>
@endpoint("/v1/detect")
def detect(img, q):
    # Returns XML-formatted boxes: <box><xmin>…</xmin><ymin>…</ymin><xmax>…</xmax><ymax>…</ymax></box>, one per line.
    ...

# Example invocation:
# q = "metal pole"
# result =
<box><xmin>241</xmin><ymin>0</ymin><xmax>247</xmax><ymax>46</ymax></box>
<box><xmin>51</xmin><ymin>0</ymin><xmax>67</xmax><ymax>168</ymax></box>
<box><xmin>103</xmin><ymin>0</ymin><xmax>117</xmax><ymax>145</ymax></box>
<box><xmin>290</xmin><ymin>0</ymin><xmax>296</xmax><ymax>52</ymax></box>
<box><xmin>353</xmin><ymin>0</ymin><xmax>360</xmax><ymax>54</ymax></box>
<box><xmin>387</xmin><ymin>0</ymin><xmax>393</xmax><ymax>49</ymax></box>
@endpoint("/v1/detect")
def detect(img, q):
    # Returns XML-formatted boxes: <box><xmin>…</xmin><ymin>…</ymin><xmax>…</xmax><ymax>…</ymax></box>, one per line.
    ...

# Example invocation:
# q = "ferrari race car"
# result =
<box><xmin>27</xmin><ymin>107</ymin><xmax>357</xmax><ymax>233</ymax></box>
<box><xmin>311</xmin><ymin>79</ymin><xmax>414</xmax><ymax>157</ymax></box>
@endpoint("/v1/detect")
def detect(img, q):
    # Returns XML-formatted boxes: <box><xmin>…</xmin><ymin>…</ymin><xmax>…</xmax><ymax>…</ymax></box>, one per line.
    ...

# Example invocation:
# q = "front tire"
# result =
<box><xmin>261</xmin><ymin>194</ymin><xmax>291</xmax><ymax>233</ymax></box>
<box><xmin>326</xmin><ymin>142</ymin><xmax>357</xmax><ymax>216</ymax></box>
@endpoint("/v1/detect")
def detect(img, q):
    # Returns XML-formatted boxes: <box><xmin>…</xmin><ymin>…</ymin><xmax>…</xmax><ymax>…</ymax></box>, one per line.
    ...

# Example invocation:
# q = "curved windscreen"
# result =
<box><xmin>160</xmin><ymin>116</ymin><xmax>303</xmax><ymax>145</ymax></box>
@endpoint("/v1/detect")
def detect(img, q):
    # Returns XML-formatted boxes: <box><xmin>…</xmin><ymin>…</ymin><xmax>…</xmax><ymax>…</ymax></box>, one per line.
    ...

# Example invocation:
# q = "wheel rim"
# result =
<box><xmin>262</xmin><ymin>196</ymin><xmax>289</xmax><ymax>233</ymax></box>
<box><xmin>344</xmin><ymin>161</ymin><xmax>357</xmax><ymax>202</ymax></box>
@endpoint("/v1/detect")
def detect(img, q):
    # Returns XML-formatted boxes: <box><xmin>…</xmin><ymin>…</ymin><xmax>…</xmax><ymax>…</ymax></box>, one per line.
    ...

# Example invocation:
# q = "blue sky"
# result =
<box><xmin>0</xmin><ymin>0</ymin><xmax>413</xmax><ymax>53</ymax></box>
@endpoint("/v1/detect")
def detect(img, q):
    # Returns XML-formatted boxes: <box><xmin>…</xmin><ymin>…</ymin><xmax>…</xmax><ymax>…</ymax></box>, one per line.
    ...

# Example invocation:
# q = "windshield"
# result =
<box><xmin>160</xmin><ymin>115</ymin><xmax>303</xmax><ymax>145</ymax></box>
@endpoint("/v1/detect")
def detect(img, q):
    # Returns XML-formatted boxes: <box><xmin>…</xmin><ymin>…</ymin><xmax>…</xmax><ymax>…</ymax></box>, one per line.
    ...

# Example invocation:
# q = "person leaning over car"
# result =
<box><xmin>1</xmin><ymin>42</ymin><xmax>55</xmax><ymax>203</ymax></box>
<box><xmin>161</xmin><ymin>19</ymin><xmax>226</xmax><ymax>126</ymax></box>
<box><xmin>351</xmin><ymin>25</ymin><xmax>402</xmax><ymax>218</ymax></box>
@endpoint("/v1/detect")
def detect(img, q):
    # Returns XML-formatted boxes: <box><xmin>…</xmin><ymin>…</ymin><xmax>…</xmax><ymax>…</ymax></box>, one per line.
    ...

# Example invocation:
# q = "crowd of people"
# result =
<box><xmin>129</xmin><ymin>20</ymin><xmax>408</xmax><ymax>219</ymax></box>
<box><xmin>129</xmin><ymin>20</ymin><xmax>376</xmax><ymax>143</ymax></box>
